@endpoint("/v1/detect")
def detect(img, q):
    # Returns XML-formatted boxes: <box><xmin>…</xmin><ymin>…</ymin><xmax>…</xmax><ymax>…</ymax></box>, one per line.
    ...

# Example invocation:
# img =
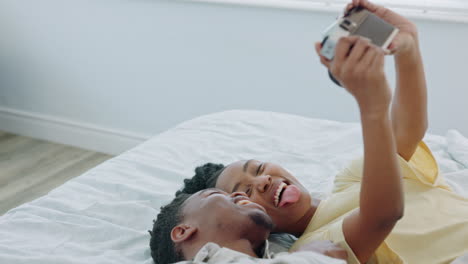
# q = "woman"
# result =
<box><xmin>178</xmin><ymin>1</ymin><xmax>468</xmax><ymax>263</ymax></box>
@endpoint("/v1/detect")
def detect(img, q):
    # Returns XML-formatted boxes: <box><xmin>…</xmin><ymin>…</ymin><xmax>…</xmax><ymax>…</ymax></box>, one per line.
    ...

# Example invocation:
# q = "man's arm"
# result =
<box><xmin>352</xmin><ymin>0</ymin><xmax>428</xmax><ymax>160</ymax></box>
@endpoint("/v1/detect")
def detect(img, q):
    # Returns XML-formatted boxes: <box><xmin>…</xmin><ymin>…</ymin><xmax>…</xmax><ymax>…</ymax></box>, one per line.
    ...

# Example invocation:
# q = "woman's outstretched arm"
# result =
<box><xmin>392</xmin><ymin>41</ymin><xmax>427</xmax><ymax>160</ymax></box>
<box><xmin>316</xmin><ymin>36</ymin><xmax>404</xmax><ymax>263</ymax></box>
<box><xmin>343</xmin><ymin>110</ymin><xmax>403</xmax><ymax>263</ymax></box>
<box><xmin>351</xmin><ymin>0</ymin><xmax>428</xmax><ymax>161</ymax></box>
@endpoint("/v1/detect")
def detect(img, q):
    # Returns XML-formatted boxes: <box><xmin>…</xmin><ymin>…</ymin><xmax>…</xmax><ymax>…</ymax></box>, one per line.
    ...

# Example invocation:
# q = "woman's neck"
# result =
<box><xmin>290</xmin><ymin>198</ymin><xmax>321</xmax><ymax>237</ymax></box>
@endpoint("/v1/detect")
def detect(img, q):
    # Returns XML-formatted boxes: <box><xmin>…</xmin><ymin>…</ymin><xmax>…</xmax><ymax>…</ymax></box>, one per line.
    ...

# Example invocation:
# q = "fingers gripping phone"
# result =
<box><xmin>321</xmin><ymin>6</ymin><xmax>399</xmax><ymax>86</ymax></box>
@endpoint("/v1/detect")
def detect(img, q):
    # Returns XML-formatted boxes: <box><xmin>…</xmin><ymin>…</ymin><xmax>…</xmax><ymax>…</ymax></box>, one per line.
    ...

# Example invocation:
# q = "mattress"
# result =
<box><xmin>1</xmin><ymin>110</ymin><xmax>467</xmax><ymax>264</ymax></box>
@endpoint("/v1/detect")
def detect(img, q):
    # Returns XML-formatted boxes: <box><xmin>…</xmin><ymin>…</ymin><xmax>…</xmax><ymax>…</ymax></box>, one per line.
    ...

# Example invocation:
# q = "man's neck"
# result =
<box><xmin>183</xmin><ymin>237</ymin><xmax>261</xmax><ymax>260</ymax></box>
<box><xmin>222</xmin><ymin>238</ymin><xmax>259</xmax><ymax>257</ymax></box>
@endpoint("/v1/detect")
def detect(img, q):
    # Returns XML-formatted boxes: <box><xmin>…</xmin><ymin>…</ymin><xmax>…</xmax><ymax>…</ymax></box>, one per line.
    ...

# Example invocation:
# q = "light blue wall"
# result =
<box><xmin>1</xmin><ymin>0</ymin><xmax>467</xmax><ymax>140</ymax></box>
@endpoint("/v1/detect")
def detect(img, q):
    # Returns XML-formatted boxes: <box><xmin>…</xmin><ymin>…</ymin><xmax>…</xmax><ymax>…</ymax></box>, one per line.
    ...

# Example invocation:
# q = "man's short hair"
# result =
<box><xmin>149</xmin><ymin>163</ymin><xmax>224</xmax><ymax>264</ymax></box>
<box><xmin>149</xmin><ymin>193</ymin><xmax>191</xmax><ymax>264</ymax></box>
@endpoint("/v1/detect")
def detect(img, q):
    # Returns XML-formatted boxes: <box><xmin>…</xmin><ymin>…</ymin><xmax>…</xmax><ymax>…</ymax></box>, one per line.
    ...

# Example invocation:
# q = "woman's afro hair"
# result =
<box><xmin>175</xmin><ymin>163</ymin><xmax>225</xmax><ymax>196</ymax></box>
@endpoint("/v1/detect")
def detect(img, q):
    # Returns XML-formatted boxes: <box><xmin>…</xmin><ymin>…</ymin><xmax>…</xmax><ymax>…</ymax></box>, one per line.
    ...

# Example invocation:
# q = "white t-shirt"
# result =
<box><xmin>174</xmin><ymin>242</ymin><xmax>346</xmax><ymax>264</ymax></box>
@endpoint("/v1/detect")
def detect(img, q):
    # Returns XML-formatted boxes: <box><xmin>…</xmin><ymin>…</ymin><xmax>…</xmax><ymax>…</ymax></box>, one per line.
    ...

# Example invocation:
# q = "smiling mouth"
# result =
<box><xmin>236</xmin><ymin>199</ymin><xmax>253</xmax><ymax>206</ymax></box>
<box><xmin>236</xmin><ymin>199</ymin><xmax>266</xmax><ymax>212</ymax></box>
<box><xmin>274</xmin><ymin>182</ymin><xmax>288</xmax><ymax>207</ymax></box>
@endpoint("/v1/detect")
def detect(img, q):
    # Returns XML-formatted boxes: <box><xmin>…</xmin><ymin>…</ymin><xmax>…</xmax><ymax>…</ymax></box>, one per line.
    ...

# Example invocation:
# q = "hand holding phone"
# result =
<box><xmin>321</xmin><ymin>6</ymin><xmax>398</xmax><ymax>60</ymax></box>
<box><xmin>320</xmin><ymin>6</ymin><xmax>399</xmax><ymax>86</ymax></box>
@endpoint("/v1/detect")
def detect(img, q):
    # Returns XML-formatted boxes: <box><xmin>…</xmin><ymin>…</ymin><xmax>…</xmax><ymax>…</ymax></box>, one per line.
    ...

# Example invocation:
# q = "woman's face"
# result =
<box><xmin>215</xmin><ymin>159</ymin><xmax>312</xmax><ymax>233</ymax></box>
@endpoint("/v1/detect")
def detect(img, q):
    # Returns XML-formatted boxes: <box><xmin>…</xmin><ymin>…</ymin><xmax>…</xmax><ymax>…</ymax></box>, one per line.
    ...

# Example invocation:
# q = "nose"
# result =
<box><xmin>255</xmin><ymin>175</ymin><xmax>272</xmax><ymax>193</ymax></box>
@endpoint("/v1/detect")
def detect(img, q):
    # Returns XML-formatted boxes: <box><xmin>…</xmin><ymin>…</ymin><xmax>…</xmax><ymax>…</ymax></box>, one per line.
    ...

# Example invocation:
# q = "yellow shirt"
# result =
<box><xmin>291</xmin><ymin>142</ymin><xmax>468</xmax><ymax>264</ymax></box>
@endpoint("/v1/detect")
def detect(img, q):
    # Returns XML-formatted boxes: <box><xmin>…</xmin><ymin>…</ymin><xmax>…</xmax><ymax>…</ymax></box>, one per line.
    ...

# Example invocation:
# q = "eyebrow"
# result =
<box><xmin>243</xmin><ymin>159</ymin><xmax>253</xmax><ymax>173</ymax></box>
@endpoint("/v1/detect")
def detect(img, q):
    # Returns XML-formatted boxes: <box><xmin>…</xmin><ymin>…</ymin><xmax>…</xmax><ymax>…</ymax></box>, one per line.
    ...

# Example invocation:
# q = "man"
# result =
<box><xmin>149</xmin><ymin>188</ymin><xmax>347</xmax><ymax>264</ymax></box>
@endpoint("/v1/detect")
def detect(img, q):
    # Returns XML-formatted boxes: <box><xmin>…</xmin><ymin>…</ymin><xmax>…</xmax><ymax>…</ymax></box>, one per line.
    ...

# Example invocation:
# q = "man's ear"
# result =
<box><xmin>171</xmin><ymin>224</ymin><xmax>197</xmax><ymax>243</ymax></box>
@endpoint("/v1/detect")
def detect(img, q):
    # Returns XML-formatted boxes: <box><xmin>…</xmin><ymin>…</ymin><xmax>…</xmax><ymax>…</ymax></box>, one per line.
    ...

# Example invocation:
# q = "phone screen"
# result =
<box><xmin>352</xmin><ymin>14</ymin><xmax>395</xmax><ymax>47</ymax></box>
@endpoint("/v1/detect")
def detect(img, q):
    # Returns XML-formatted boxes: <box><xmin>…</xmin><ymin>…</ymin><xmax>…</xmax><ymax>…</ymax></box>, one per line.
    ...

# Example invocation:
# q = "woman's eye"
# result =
<box><xmin>256</xmin><ymin>163</ymin><xmax>264</xmax><ymax>175</ymax></box>
<box><xmin>246</xmin><ymin>187</ymin><xmax>252</xmax><ymax>196</ymax></box>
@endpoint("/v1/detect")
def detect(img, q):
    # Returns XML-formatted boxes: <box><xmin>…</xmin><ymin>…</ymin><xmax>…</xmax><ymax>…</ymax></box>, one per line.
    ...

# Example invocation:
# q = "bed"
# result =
<box><xmin>1</xmin><ymin>110</ymin><xmax>468</xmax><ymax>264</ymax></box>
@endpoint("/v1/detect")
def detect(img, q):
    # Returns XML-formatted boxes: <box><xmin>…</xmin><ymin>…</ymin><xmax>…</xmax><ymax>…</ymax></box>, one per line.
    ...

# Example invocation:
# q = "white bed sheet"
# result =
<box><xmin>1</xmin><ymin>110</ymin><xmax>467</xmax><ymax>264</ymax></box>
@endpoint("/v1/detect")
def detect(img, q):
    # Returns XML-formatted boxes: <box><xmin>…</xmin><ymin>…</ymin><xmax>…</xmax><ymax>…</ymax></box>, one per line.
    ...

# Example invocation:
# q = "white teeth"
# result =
<box><xmin>274</xmin><ymin>182</ymin><xmax>287</xmax><ymax>207</ymax></box>
<box><xmin>237</xmin><ymin>200</ymin><xmax>252</xmax><ymax>206</ymax></box>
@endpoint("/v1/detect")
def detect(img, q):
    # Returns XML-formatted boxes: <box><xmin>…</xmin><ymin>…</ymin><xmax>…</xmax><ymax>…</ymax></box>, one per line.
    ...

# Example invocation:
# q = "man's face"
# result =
<box><xmin>180</xmin><ymin>188</ymin><xmax>274</xmax><ymax>242</ymax></box>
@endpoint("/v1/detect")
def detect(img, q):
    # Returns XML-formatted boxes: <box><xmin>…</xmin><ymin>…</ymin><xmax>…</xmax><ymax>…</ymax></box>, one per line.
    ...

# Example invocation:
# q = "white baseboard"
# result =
<box><xmin>0</xmin><ymin>107</ymin><xmax>152</xmax><ymax>155</ymax></box>
<box><xmin>183</xmin><ymin>0</ymin><xmax>468</xmax><ymax>24</ymax></box>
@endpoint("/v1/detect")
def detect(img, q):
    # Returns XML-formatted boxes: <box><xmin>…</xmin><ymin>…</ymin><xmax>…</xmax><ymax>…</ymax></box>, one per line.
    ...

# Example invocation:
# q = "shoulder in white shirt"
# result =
<box><xmin>174</xmin><ymin>242</ymin><xmax>347</xmax><ymax>264</ymax></box>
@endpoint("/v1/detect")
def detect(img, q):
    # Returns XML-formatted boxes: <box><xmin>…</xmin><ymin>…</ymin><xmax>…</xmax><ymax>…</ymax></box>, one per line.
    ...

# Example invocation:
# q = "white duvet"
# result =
<box><xmin>1</xmin><ymin>110</ymin><xmax>467</xmax><ymax>264</ymax></box>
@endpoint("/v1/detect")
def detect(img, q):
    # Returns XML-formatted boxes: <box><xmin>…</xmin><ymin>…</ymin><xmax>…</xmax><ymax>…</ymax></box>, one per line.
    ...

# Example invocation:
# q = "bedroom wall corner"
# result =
<box><xmin>0</xmin><ymin>107</ymin><xmax>150</xmax><ymax>155</ymax></box>
<box><xmin>0</xmin><ymin>0</ymin><xmax>467</xmax><ymax>154</ymax></box>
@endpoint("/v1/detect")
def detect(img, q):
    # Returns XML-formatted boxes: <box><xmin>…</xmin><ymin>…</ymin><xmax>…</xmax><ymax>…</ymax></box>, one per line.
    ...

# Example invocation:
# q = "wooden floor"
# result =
<box><xmin>0</xmin><ymin>131</ymin><xmax>113</xmax><ymax>215</ymax></box>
